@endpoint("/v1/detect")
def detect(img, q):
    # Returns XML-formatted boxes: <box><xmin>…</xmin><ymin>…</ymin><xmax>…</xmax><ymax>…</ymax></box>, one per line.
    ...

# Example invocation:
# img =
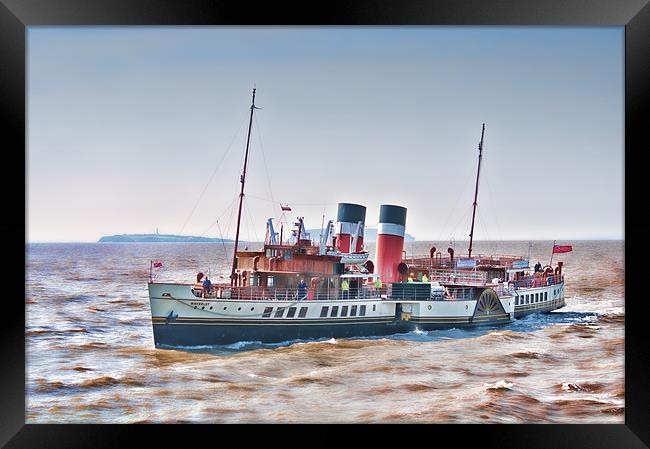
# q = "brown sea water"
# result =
<box><xmin>26</xmin><ymin>240</ymin><xmax>624</xmax><ymax>423</ymax></box>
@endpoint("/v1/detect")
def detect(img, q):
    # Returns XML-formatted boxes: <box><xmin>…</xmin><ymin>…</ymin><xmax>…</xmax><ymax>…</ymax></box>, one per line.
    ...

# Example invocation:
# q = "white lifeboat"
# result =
<box><xmin>327</xmin><ymin>250</ymin><xmax>369</xmax><ymax>265</ymax></box>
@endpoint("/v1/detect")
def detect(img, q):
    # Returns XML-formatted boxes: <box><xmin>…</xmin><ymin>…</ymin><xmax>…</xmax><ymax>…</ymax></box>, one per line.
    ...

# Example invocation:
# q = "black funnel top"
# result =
<box><xmin>337</xmin><ymin>203</ymin><xmax>367</xmax><ymax>224</ymax></box>
<box><xmin>378</xmin><ymin>204</ymin><xmax>407</xmax><ymax>226</ymax></box>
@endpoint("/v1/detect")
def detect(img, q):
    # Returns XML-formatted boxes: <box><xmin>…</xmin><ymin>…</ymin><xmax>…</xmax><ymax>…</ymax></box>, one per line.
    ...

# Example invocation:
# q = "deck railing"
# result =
<box><xmin>191</xmin><ymin>284</ymin><xmax>480</xmax><ymax>302</ymax></box>
<box><xmin>511</xmin><ymin>275</ymin><xmax>564</xmax><ymax>289</ymax></box>
<box><xmin>406</xmin><ymin>253</ymin><xmax>527</xmax><ymax>269</ymax></box>
<box><xmin>427</xmin><ymin>269</ymin><xmax>488</xmax><ymax>285</ymax></box>
<box><xmin>194</xmin><ymin>285</ymin><xmax>389</xmax><ymax>301</ymax></box>
<box><xmin>384</xmin><ymin>284</ymin><xmax>475</xmax><ymax>301</ymax></box>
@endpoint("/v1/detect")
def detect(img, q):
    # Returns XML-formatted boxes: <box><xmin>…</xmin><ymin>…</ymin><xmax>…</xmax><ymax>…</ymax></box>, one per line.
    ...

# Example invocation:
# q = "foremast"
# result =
<box><xmin>468</xmin><ymin>123</ymin><xmax>485</xmax><ymax>259</ymax></box>
<box><xmin>231</xmin><ymin>88</ymin><xmax>259</xmax><ymax>286</ymax></box>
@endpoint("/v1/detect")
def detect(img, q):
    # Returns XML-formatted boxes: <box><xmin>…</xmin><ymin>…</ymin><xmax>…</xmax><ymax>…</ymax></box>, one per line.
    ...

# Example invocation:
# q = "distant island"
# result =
<box><xmin>98</xmin><ymin>227</ymin><xmax>414</xmax><ymax>244</ymax></box>
<box><xmin>98</xmin><ymin>234</ymin><xmax>235</xmax><ymax>243</ymax></box>
<box><xmin>305</xmin><ymin>227</ymin><xmax>416</xmax><ymax>242</ymax></box>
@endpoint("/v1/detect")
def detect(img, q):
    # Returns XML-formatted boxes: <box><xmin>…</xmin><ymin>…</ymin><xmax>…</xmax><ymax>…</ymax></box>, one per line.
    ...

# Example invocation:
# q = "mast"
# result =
<box><xmin>468</xmin><ymin>123</ymin><xmax>485</xmax><ymax>259</ymax></box>
<box><xmin>549</xmin><ymin>239</ymin><xmax>557</xmax><ymax>267</ymax></box>
<box><xmin>230</xmin><ymin>88</ymin><xmax>258</xmax><ymax>285</ymax></box>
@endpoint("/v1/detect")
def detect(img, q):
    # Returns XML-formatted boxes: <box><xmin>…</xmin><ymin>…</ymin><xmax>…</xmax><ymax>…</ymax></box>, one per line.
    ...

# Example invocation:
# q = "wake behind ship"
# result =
<box><xmin>147</xmin><ymin>89</ymin><xmax>569</xmax><ymax>347</ymax></box>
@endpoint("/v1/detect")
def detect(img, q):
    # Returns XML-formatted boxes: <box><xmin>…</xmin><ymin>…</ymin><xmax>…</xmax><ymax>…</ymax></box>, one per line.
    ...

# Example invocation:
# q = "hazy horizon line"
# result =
<box><xmin>26</xmin><ymin>237</ymin><xmax>625</xmax><ymax>244</ymax></box>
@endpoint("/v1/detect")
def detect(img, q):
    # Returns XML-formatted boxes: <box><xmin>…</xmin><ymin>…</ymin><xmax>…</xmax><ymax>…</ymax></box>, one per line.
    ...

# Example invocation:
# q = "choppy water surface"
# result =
<box><xmin>26</xmin><ymin>240</ymin><xmax>624</xmax><ymax>423</ymax></box>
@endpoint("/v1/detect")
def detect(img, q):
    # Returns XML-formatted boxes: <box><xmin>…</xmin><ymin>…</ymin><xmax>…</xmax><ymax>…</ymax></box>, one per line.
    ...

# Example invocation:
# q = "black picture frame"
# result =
<box><xmin>3</xmin><ymin>0</ymin><xmax>648</xmax><ymax>447</ymax></box>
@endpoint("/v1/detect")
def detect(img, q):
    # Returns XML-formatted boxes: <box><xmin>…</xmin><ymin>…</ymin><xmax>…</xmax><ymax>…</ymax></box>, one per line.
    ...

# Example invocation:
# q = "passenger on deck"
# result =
<box><xmin>193</xmin><ymin>272</ymin><xmax>205</xmax><ymax>297</ymax></box>
<box><xmin>422</xmin><ymin>274</ymin><xmax>429</xmax><ymax>283</ymax></box>
<box><xmin>374</xmin><ymin>277</ymin><xmax>383</xmax><ymax>290</ymax></box>
<box><xmin>341</xmin><ymin>279</ymin><xmax>350</xmax><ymax>299</ymax></box>
<box><xmin>297</xmin><ymin>279</ymin><xmax>307</xmax><ymax>300</ymax></box>
<box><xmin>202</xmin><ymin>276</ymin><xmax>213</xmax><ymax>298</ymax></box>
<box><xmin>407</xmin><ymin>276</ymin><xmax>414</xmax><ymax>283</ymax></box>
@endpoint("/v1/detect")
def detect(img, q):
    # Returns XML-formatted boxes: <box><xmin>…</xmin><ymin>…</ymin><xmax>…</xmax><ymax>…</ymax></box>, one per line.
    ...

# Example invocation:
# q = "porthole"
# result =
<box><xmin>251</xmin><ymin>307</ymin><xmax>254</xmax><ymax>311</ymax></box>
<box><xmin>428</xmin><ymin>305</ymin><xmax>432</xmax><ymax>310</ymax></box>
<box><xmin>201</xmin><ymin>306</ymin><xmax>205</xmax><ymax>310</ymax></box>
<box><xmin>209</xmin><ymin>307</ymin><xmax>213</xmax><ymax>310</ymax></box>
<box><xmin>238</xmin><ymin>307</ymin><xmax>242</xmax><ymax>311</ymax></box>
<box><xmin>223</xmin><ymin>307</ymin><xmax>227</xmax><ymax>310</ymax></box>
<box><xmin>465</xmin><ymin>305</ymin><xmax>468</xmax><ymax>310</ymax></box>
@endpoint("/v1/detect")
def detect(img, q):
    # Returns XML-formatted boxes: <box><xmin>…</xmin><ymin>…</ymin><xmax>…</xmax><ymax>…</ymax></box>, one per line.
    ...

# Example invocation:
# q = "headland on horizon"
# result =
<box><xmin>98</xmin><ymin>234</ymin><xmax>235</xmax><ymax>243</ymax></box>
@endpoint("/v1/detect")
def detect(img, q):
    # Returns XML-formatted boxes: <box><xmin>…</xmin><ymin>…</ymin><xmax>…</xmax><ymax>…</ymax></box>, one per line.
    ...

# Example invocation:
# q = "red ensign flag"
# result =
<box><xmin>552</xmin><ymin>245</ymin><xmax>573</xmax><ymax>254</ymax></box>
<box><xmin>153</xmin><ymin>261</ymin><xmax>163</xmax><ymax>268</ymax></box>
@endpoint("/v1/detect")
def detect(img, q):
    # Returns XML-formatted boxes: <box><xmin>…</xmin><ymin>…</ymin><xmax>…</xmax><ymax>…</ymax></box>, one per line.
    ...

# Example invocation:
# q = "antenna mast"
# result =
<box><xmin>230</xmin><ymin>88</ymin><xmax>258</xmax><ymax>285</ymax></box>
<box><xmin>468</xmin><ymin>123</ymin><xmax>485</xmax><ymax>259</ymax></box>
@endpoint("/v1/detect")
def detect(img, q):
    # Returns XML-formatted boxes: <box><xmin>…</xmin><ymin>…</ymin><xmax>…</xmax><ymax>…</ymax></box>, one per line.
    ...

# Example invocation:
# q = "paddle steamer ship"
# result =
<box><xmin>147</xmin><ymin>90</ymin><xmax>567</xmax><ymax>347</ymax></box>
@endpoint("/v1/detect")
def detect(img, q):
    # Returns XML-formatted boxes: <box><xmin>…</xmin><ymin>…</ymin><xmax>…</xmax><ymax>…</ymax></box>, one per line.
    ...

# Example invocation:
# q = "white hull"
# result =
<box><xmin>147</xmin><ymin>283</ymin><xmax>518</xmax><ymax>346</ymax></box>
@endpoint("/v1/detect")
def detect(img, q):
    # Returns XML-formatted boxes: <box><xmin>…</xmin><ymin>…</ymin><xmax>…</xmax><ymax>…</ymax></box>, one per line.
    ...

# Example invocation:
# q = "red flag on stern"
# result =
<box><xmin>153</xmin><ymin>261</ymin><xmax>163</xmax><ymax>268</ymax></box>
<box><xmin>552</xmin><ymin>245</ymin><xmax>572</xmax><ymax>254</ymax></box>
<box><xmin>281</xmin><ymin>204</ymin><xmax>292</xmax><ymax>211</ymax></box>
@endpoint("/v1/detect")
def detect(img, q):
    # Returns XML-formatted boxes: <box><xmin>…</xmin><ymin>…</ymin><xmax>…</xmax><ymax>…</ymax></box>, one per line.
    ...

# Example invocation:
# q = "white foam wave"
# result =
<box><xmin>484</xmin><ymin>380</ymin><xmax>514</xmax><ymax>391</ymax></box>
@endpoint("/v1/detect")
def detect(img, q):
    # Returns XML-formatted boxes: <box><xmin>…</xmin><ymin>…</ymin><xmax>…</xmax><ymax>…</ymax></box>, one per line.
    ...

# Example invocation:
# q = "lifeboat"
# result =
<box><xmin>327</xmin><ymin>250</ymin><xmax>369</xmax><ymax>265</ymax></box>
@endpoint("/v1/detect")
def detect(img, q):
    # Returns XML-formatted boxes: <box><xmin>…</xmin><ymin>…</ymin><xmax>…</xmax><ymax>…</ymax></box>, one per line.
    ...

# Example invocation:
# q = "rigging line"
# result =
<box><xmin>290</xmin><ymin>201</ymin><xmax>337</xmax><ymax>207</ymax></box>
<box><xmin>244</xmin><ymin>199</ymin><xmax>260</xmax><ymax>244</ymax></box>
<box><xmin>320</xmin><ymin>205</ymin><xmax>327</xmax><ymax>242</ymax></box>
<box><xmin>245</xmin><ymin>193</ymin><xmax>334</xmax><ymax>207</ymax></box>
<box><xmin>245</xmin><ymin>194</ymin><xmax>276</xmax><ymax>204</ymax></box>
<box><xmin>224</xmin><ymin>189</ymin><xmax>239</xmax><ymax>247</ymax></box>
<box><xmin>436</xmin><ymin>163</ymin><xmax>477</xmax><ymax>242</ymax></box>
<box><xmin>445</xmin><ymin>204</ymin><xmax>470</xmax><ymax>244</ymax></box>
<box><xmin>253</xmin><ymin>114</ymin><xmax>276</xmax><ymax>205</ymax></box>
<box><xmin>215</xmin><ymin>219</ymin><xmax>230</xmax><ymax>269</ymax></box>
<box><xmin>449</xmin><ymin>205</ymin><xmax>474</xmax><ymax>248</ymax></box>
<box><xmin>482</xmin><ymin>161</ymin><xmax>504</xmax><ymax>243</ymax></box>
<box><xmin>476</xmin><ymin>207</ymin><xmax>491</xmax><ymax>243</ymax></box>
<box><xmin>198</xmin><ymin>194</ymin><xmax>240</xmax><ymax>237</ymax></box>
<box><xmin>178</xmin><ymin>112</ymin><xmax>249</xmax><ymax>235</ymax></box>
<box><xmin>242</xmin><ymin>197</ymin><xmax>252</xmax><ymax>246</ymax></box>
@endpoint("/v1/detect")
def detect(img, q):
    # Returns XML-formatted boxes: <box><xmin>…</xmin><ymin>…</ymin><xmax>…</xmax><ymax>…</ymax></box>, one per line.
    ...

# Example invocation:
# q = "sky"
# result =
<box><xmin>27</xmin><ymin>27</ymin><xmax>624</xmax><ymax>242</ymax></box>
